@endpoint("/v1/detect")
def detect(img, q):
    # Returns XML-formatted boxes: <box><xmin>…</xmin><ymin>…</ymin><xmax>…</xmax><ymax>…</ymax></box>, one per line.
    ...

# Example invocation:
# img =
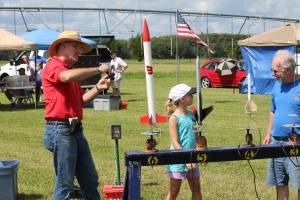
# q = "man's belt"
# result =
<box><xmin>46</xmin><ymin>119</ymin><xmax>69</xmax><ymax>125</ymax></box>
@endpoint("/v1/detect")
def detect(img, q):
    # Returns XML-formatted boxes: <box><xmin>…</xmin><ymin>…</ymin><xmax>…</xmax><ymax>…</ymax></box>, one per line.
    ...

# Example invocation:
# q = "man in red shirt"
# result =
<box><xmin>42</xmin><ymin>30</ymin><xmax>111</xmax><ymax>200</ymax></box>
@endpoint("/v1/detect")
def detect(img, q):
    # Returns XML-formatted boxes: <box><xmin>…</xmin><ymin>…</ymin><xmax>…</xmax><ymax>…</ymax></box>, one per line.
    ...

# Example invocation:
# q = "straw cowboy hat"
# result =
<box><xmin>48</xmin><ymin>30</ymin><xmax>92</xmax><ymax>57</ymax></box>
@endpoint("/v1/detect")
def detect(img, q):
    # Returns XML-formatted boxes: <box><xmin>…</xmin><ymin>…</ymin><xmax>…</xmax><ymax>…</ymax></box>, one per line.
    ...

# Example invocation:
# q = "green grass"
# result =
<box><xmin>0</xmin><ymin>59</ymin><xmax>298</xmax><ymax>199</ymax></box>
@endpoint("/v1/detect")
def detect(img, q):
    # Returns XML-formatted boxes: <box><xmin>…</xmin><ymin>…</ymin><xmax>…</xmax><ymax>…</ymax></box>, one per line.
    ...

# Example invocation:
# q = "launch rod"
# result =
<box><xmin>196</xmin><ymin>56</ymin><xmax>203</xmax><ymax>126</ymax></box>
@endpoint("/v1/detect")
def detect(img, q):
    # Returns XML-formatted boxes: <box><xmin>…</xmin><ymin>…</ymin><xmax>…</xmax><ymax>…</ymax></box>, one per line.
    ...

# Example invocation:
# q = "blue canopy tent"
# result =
<box><xmin>20</xmin><ymin>27</ymin><xmax>97</xmax><ymax>50</ymax></box>
<box><xmin>238</xmin><ymin>23</ymin><xmax>299</xmax><ymax>95</ymax></box>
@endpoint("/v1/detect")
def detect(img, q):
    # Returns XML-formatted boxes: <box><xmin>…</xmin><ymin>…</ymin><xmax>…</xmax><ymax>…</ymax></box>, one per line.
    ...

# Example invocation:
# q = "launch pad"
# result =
<box><xmin>141</xmin><ymin>129</ymin><xmax>160</xmax><ymax>152</ymax></box>
<box><xmin>122</xmin><ymin>143</ymin><xmax>300</xmax><ymax>200</ymax></box>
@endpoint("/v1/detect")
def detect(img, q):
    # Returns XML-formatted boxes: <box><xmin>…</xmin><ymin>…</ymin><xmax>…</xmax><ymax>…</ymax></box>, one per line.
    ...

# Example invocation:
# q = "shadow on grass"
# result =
<box><xmin>127</xmin><ymin>99</ymin><xmax>145</xmax><ymax>103</ymax></box>
<box><xmin>121</xmin><ymin>92</ymin><xmax>134</xmax><ymax>95</ymax></box>
<box><xmin>0</xmin><ymin>103</ymin><xmax>45</xmax><ymax>112</ymax></box>
<box><xmin>213</xmin><ymin>100</ymin><xmax>239</xmax><ymax>104</ymax></box>
<box><xmin>18</xmin><ymin>193</ymin><xmax>44</xmax><ymax>200</ymax></box>
<box><xmin>143</xmin><ymin>182</ymin><xmax>159</xmax><ymax>187</ymax></box>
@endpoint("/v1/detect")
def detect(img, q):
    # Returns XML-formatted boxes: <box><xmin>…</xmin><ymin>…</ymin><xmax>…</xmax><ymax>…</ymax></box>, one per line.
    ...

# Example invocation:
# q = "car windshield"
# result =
<box><xmin>237</xmin><ymin>61</ymin><xmax>245</xmax><ymax>70</ymax></box>
<box><xmin>203</xmin><ymin>62</ymin><xmax>220</xmax><ymax>70</ymax></box>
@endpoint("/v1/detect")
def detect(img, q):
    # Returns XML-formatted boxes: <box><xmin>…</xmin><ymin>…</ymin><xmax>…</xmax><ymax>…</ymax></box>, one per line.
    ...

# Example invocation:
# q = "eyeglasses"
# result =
<box><xmin>271</xmin><ymin>68</ymin><xmax>284</xmax><ymax>74</ymax></box>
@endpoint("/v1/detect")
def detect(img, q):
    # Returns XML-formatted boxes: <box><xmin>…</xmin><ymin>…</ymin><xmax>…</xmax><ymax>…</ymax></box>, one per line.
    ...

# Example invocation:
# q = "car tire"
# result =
<box><xmin>201</xmin><ymin>77</ymin><xmax>210</xmax><ymax>88</ymax></box>
<box><xmin>0</xmin><ymin>73</ymin><xmax>8</xmax><ymax>81</ymax></box>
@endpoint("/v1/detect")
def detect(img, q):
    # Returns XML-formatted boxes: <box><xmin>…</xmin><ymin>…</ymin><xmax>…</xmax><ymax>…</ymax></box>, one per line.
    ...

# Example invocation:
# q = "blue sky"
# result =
<box><xmin>0</xmin><ymin>0</ymin><xmax>299</xmax><ymax>38</ymax></box>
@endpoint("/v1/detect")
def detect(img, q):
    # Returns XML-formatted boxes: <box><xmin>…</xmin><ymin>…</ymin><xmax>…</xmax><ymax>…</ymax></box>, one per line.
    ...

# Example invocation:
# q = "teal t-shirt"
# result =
<box><xmin>167</xmin><ymin>111</ymin><xmax>196</xmax><ymax>172</ymax></box>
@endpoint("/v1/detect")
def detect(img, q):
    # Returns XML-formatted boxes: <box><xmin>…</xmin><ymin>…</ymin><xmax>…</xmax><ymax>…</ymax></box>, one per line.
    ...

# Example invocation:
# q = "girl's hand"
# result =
<box><xmin>186</xmin><ymin>163</ymin><xmax>195</xmax><ymax>170</ymax></box>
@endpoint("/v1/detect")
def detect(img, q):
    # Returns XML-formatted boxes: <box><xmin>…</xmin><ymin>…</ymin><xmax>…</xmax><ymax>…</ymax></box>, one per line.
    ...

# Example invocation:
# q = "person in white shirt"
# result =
<box><xmin>110</xmin><ymin>52</ymin><xmax>128</xmax><ymax>96</ymax></box>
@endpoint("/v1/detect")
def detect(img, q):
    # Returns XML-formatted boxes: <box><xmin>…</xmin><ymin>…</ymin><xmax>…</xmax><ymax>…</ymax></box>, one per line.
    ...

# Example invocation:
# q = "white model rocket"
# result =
<box><xmin>140</xmin><ymin>19</ymin><xmax>166</xmax><ymax>125</ymax></box>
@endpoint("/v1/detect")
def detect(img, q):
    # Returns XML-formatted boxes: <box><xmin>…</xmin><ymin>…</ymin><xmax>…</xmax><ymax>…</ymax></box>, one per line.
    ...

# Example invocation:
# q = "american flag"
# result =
<box><xmin>177</xmin><ymin>11</ymin><xmax>214</xmax><ymax>54</ymax></box>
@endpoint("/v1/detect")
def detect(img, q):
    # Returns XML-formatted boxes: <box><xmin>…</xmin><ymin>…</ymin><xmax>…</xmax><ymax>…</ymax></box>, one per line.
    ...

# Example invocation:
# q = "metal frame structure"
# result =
<box><xmin>0</xmin><ymin>7</ymin><xmax>299</xmax><ymax>37</ymax></box>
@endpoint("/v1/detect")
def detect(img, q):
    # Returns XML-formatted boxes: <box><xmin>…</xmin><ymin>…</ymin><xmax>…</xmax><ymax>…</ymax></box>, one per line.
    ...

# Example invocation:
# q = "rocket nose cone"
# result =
<box><xmin>143</xmin><ymin>19</ymin><xmax>150</xmax><ymax>42</ymax></box>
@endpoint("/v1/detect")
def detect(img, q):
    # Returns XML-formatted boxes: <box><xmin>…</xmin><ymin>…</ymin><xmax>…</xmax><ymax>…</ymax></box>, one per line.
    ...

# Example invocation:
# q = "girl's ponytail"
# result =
<box><xmin>165</xmin><ymin>99</ymin><xmax>175</xmax><ymax>118</ymax></box>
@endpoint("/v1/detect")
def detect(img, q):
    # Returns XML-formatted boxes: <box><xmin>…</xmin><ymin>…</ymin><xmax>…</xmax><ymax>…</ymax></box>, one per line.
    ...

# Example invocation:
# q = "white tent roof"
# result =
<box><xmin>238</xmin><ymin>23</ymin><xmax>300</xmax><ymax>46</ymax></box>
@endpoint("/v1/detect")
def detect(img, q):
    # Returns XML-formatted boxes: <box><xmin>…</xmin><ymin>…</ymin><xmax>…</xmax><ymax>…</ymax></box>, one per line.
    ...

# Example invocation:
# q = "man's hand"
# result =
<box><xmin>98</xmin><ymin>64</ymin><xmax>111</xmax><ymax>74</ymax></box>
<box><xmin>96</xmin><ymin>74</ymin><xmax>111</xmax><ymax>91</ymax></box>
<box><xmin>263</xmin><ymin>133</ymin><xmax>271</xmax><ymax>144</ymax></box>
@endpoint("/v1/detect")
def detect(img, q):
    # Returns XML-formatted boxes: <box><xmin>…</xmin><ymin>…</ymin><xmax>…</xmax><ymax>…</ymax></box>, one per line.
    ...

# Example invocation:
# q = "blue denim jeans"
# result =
<box><xmin>266</xmin><ymin>136</ymin><xmax>300</xmax><ymax>188</ymax></box>
<box><xmin>43</xmin><ymin>122</ymin><xmax>100</xmax><ymax>200</ymax></box>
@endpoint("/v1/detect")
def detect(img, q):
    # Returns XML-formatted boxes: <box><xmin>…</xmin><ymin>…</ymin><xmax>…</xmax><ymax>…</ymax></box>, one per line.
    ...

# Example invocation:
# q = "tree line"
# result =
<box><xmin>108</xmin><ymin>33</ymin><xmax>248</xmax><ymax>61</ymax></box>
<box><xmin>0</xmin><ymin>33</ymin><xmax>248</xmax><ymax>61</ymax></box>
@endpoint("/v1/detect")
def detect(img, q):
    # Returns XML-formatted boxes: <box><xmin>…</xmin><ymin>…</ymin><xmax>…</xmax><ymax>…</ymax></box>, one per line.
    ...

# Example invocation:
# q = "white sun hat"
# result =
<box><xmin>168</xmin><ymin>84</ymin><xmax>196</xmax><ymax>102</ymax></box>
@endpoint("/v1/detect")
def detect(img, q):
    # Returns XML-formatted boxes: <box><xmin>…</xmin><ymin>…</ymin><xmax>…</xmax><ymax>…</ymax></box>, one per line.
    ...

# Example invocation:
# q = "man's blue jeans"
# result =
<box><xmin>43</xmin><ymin>122</ymin><xmax>101</xmax><ymax>200</ymax></box>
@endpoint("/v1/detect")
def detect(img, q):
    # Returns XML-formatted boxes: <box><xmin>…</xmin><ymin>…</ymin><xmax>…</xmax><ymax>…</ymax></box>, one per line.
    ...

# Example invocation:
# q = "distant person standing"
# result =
<box><xmin>110</xmin><ymin>52</ymin><xmax>128</xmax><ymax>97</ymax></box>
<box><xmin>21</xmin><ymin>55</ymin><xmax>31</xmax><ymax>73</ymax></box>
<box><xmin>35</xmin><ymin>58</ymin><xmax>45</xmax><ymax>105</ymax></box>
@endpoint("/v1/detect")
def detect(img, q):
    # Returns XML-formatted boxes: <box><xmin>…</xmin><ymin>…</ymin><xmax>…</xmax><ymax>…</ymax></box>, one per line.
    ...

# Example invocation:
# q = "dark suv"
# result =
<box><xmin>72</xmin><ymin>45</ymin><xmax>111</xmax><ymax>87</ymax></box>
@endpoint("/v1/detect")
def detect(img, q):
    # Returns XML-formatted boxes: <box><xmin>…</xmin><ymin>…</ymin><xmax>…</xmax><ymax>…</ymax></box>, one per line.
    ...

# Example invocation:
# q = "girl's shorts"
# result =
<box><xmin>167</xmin><ymin>168</ymin><xmax>200</xmax><ymax>179</ymax></box>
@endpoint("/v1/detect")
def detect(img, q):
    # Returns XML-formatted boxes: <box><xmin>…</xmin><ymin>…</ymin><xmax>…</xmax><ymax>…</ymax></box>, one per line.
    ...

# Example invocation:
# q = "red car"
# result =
<box><xmin>200</xmin><ymin>59</ymin><xmax>246</xmax><ymax>89</ymax></box>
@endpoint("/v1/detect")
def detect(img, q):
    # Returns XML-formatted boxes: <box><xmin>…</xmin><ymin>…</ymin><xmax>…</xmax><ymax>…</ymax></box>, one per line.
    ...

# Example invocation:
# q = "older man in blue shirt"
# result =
<box><xmin>264</xmin><ymin>50</ymin><xmax>300</xmax><ymax>200</ymax></box>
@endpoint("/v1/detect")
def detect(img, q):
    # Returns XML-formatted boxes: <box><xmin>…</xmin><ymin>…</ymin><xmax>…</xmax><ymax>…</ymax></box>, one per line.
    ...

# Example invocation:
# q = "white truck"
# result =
<box><xmin>0</xmin><ymin>50</ymin><xmax>48</xmax><ymax>80</ymax></box>
<box><xmin>0</xmin><ymin>45</ymin><xmax>111</xmax><ymax>85</ymax></box>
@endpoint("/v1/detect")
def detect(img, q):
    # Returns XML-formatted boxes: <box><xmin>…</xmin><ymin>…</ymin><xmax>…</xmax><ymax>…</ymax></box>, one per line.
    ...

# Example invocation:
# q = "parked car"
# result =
<box><xmin>200</xmin><ymin>59</ymin><xmax>246</xmax><ymax>90</ymax></box>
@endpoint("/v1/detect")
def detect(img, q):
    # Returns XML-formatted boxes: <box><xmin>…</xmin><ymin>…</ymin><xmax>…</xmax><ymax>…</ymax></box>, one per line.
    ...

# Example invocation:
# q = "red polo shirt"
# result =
<box><xmin>42</xmin><ymin>56</ymin><xmax>84</xmax><ymax>121</ymax></box>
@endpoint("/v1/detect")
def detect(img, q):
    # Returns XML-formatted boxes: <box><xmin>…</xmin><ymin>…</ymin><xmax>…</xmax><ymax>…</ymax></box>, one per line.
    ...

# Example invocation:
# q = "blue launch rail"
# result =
<box><xmin>123</xmin><ymin>144</ymin><xmax>300</xmax><ymax>200</ymax></box>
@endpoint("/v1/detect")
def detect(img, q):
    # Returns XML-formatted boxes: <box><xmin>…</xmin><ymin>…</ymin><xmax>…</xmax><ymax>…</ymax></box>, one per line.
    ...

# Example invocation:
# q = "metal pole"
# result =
<box><xmin>140</xmin><ymin>12</ymin><xmax>143</xmax><ymax>54</ymax></box>
<box><xmin>20</xmin><ymin>9</ymin><xmax>29</xmax><ymax>31</ymax></box>
<box><xmin>98</xmin><ymin>10</ymin><xmax>102</xmax><ymax>44</ymax></box>
<box><xmin>231</xmin><ymin>17</ymin><xmax>234</xmax><ymax>57</ymax></box>
<box><xmin>103</xmin><ymin>10</ymin><xmax>109</xmax><ymax>34</ymax></box>
<box><xmin>61</xmin><ymin>5</ymin><xmax>64</xmax><ymax>31</ymax></box>
<box><xmin>170</xmin><ymin>14</ymin><xmax>173</xmax><ymax>57</ymax></box>
<box><xmin>13</xmin><ymin>9</ymin><xmax>16</xmax><ymax>34</ymax></box>
<box><xmin>114</xmin><ymin>139</ymin><xmax>121</xmax><ymax>185</ymax></box>
<box><xmin>206</xmin><ymin>12</ymin><xmax>209</xmax><ymax>58</ymax></box>
<box><xmin>196</xmin><ymin>55</ymin><xmax>202</xmax><ymax>126</ymax></box>
<box><xmin>175</xmin><ymin>10</ymin><xmax>179</xmax><ymax>83</ymax></box>
<box><xmin>34</xmin><ymin>51</ymin><xmax>37</xmax><ymax>109</ymax></box>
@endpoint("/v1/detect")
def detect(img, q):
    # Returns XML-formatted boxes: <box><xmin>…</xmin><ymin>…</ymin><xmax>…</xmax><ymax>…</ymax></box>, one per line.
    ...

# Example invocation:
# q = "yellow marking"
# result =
<box><xmin>244</xmin><ymin>150</ymin><xmax>255</xmax><ymax>160</ymax></box>
<box><xmin>197</xmin><ymin>153</ymin><xmax>207</xmax><ymax>163</ymax></box>
<box><xmin>148</xmin><ymin>156</ymin><xmax>159</xmax><ymax>165</ymax></box>
<box><xmin>290</xmin><ymin>148</ymin><xmax>299</xmax><ymax>157</ymax></box>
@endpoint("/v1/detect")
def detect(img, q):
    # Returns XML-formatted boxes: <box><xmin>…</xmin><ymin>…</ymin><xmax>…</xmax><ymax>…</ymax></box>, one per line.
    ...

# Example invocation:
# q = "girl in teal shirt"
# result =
<box><xmin>166</xmin><ymin>84</ymin><xmax>202</xmax><ymax>200</ymax></box>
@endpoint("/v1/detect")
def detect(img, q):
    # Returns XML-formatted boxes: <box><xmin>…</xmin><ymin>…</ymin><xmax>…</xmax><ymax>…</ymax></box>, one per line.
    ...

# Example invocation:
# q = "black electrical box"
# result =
<box><xmin>111</xmin><ymin>125</ymin><xmax>121</xmax><ymax>139</ymax></box>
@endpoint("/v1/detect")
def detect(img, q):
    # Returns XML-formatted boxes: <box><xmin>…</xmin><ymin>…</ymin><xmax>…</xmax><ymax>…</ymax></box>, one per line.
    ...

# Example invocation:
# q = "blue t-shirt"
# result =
<box><xmin>271</xmin><ymin>79</ymin><xmax>300</xmax><ymax>137</ymax></box>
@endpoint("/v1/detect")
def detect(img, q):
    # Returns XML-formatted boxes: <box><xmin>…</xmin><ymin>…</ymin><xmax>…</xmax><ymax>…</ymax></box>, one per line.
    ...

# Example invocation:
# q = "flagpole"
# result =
<box><xmin>175</xmin><ymin>9</ymin><xmax>179</xmax><ymax>83</ymax></box>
